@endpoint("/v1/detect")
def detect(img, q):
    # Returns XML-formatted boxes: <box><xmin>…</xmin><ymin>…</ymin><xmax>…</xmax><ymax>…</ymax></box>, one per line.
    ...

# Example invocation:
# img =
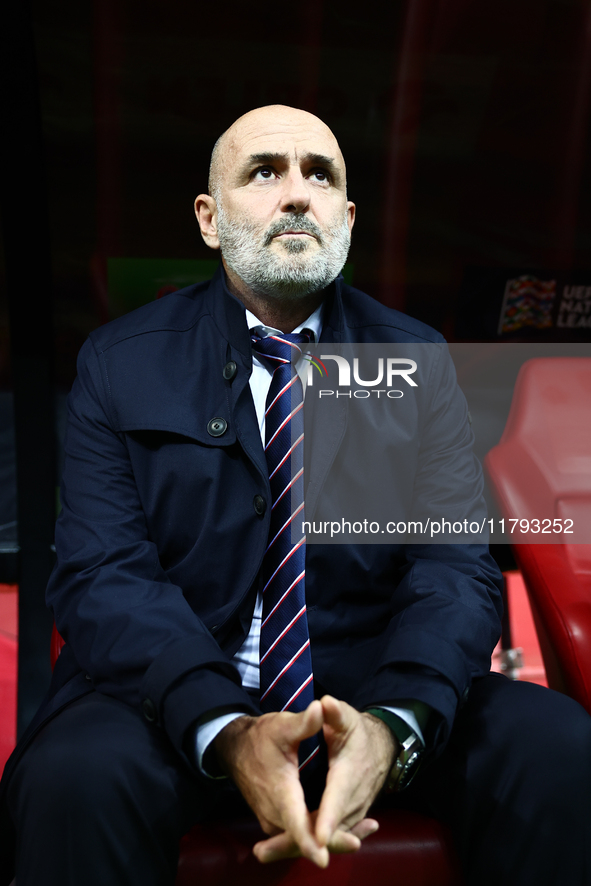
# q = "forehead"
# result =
<box><xmin>223</xmin><ymin>111</ymin><xmax>345</xmax><ymax>172</ymax></box>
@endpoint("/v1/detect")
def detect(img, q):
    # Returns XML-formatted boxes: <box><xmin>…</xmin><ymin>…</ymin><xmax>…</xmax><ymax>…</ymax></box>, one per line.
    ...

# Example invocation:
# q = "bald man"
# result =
<box><xmin>1</xmin><ymin>106</ymin><xmax>591</xmax><ymax>886</ymax></box>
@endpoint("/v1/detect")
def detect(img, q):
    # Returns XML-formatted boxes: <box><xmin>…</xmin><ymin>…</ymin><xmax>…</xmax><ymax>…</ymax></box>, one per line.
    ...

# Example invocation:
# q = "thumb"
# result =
<box><xmin>288</xmin><ymin>699</ymin><xmax>323</xmax><ymax>744</ymax></box>
<box><xmin>321</xmin><ymin>695</ymin><xmax>353</xmax><ymax>735</ymax></box>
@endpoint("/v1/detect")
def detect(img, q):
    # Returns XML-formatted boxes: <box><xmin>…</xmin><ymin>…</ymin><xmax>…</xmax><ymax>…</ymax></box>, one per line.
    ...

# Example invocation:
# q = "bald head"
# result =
<box><xmin>195</xmin><ymin>104</ymin><xmax>355</xmax><ymax>321</ymax></box>
<box><xmin>208</xmin><ymin>105</ymin><xmax>347</xmax><ymax>201</ymax></box>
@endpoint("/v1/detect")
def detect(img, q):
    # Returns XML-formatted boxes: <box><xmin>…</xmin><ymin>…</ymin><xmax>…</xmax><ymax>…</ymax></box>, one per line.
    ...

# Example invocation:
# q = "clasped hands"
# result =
<box><xmin>214</xmin><ymin>695</ymin><xmax>398</xmax><ymax>868</ymax></box>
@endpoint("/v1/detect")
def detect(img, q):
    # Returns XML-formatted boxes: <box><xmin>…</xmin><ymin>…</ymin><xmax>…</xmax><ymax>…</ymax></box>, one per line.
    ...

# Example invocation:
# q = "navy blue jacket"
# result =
<box><xmin>28</xmin><ymin>267</ymin><xmax>503</xmax><ymax>772</ymax></box>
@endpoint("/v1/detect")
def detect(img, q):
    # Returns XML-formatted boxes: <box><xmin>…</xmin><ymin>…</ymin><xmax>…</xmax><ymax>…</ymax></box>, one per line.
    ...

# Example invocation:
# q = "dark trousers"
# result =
<box><xmin>4</xmin><ymin>673</ymin><xmax>591</xmax><ymax>886</ymax></box>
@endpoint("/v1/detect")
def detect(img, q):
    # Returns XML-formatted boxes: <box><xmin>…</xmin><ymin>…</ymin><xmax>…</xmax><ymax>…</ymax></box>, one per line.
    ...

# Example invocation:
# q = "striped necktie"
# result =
<box><xmin>251</xmin><ymin>331</ymin><xmax>319</xmax><ymax>772</ymax></box>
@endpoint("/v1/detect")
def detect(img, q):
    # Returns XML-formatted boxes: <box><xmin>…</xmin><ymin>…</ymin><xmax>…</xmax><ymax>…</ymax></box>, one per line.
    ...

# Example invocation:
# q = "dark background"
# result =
<box><xmin>6</xmin><ymin>0</ymin><xmax>591</xmax><ymax>389</ymax></box>
<box><xmin>2</xmin><ymin>0</ymin><xmax>591</xmax><ymax>729</ymax></box>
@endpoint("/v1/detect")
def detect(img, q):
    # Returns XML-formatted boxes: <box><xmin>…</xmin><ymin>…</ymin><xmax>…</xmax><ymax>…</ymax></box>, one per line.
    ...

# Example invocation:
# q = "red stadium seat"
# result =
<box><xmin>175</xmin><ymin>811</ymin><xmax>462</xmax><ymax>886</ymax></box>
<box><xmin>49</xmin><ymin>627</ymin><xmax>463</xmax><ymax>884</ymax></box>
<box><xmin>485</xmin><ymin>357</ymin><xmax>591</xmax><ymax>715</ymax></box>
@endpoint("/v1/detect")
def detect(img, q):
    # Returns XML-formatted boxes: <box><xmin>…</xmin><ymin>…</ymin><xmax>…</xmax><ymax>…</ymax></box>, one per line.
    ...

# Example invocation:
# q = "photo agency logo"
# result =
<box><xmin>303</xmin><ymin>349</ymin><xmax>418</xmax><ymax>399</ymax></box>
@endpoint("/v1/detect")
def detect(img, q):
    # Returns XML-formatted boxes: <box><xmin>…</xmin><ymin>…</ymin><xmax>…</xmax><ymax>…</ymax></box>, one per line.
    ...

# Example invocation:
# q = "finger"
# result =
<box><xmin>314</xmin><ymin>700</ymin><xmax>357</xmax><ymax>848</ymax></box>
<box><xmin>287</xmin><ymin>699</ymin><xmax>323</xmax><ymax>746</ymax></box>
<box><xmin>281</xmin><ymin>803</ymin><xmax>329</xmax><ymax>867</ymax></box>
<box><xmin>254</xmin><ymin>827</ymin><xmax>364</xmax><ymax>864</ymax></box>
<box><xmin>350</xmin><ymin>818</ymin><xmax>379</xmax><ymax>841</ymax></box>
<box><xmin>320</xmin><ymin>695</ymin><xmax>356</xmax><ymax>749</ymax></box>
<box><xmin>254</xmin><ymin>832</ymin><xmax>300</xmax><ymax>864</ymax></box>
<box><xmin>321</xmin><ymin>694</ymin><xmax>354</xmax><ymax>727</ymax></box>
<box><xmin>276</xmin><ymin>778</ymin><xmax>316</xmax><ymax>842</ymax></box>
<box><xmin>326</xmin><ymin>829</ymin><xmax>361</xmax><ymax>854</ymax></box>
<box><xmin>277</xmin><ymin>776</ymin><xmax>328</xmax><ymax>867</ymax></box>
<box><xmin>315</xmin><ymin>767</ymin><xmax>353</xmax><ymax>847</ymax></box>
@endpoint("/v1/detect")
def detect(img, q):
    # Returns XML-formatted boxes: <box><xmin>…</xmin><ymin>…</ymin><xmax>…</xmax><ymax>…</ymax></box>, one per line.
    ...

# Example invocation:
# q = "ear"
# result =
<box><xmin>346</xmin><ymin>200</ymin><xmax>356</xmax><ymax>234</ymax></box>
<box><xmin>194</xmin><ymin>194</ymin><xmax>220</xmax><ymax>250</ymax></box>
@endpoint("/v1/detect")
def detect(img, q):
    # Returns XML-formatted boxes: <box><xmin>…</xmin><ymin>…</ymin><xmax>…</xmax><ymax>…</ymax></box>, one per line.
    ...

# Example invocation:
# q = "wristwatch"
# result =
<box><xmin>365</xmin><ymin>707</ymin><xmax>424</xmax><ymax>792</ymax></box>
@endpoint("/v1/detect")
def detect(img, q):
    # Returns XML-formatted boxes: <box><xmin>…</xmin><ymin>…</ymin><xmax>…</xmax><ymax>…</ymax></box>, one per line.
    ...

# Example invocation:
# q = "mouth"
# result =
<box><xmin>273</xmin><ymin>231</ymin><xmax>316</xmax><ymax>239</ymax></box>
<box><xmin>264</xmin><ymin>218</ymin><xmax>323</xmax><ymax>247</ymax></box>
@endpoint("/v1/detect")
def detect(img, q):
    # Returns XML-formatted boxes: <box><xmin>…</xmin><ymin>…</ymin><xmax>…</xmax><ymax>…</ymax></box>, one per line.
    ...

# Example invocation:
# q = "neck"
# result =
<box><xmin>223</xmin><ymin>262</ymin><xmax>323</xmax><ymax>333</ymax></box>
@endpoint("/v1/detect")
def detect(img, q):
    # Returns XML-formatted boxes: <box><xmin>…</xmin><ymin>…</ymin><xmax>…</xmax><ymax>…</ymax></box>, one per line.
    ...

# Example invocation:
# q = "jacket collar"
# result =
<box><xmin>204</xmin><ymin>261</ymin><xmax>347</xmax><ymax>349</ymax></box>
<box><xmin>205</xmin><ymin>264</ymin><xmax>253</xmax><ymax>359</ymax></box>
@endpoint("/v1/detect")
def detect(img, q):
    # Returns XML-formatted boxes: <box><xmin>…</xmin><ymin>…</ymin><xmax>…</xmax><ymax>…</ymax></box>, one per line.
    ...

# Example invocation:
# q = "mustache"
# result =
<box><xmin>264</xmin><ymin>215</ymin><xmax>324</xmax><ymax>246</ymax></box>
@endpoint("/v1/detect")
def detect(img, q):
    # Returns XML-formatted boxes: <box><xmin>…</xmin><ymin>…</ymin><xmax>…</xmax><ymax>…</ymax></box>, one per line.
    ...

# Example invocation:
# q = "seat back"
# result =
<box><xmin>485</xmin><ymin>357</ymin><xmax>591</xmax><ymax>713</ymax></box>
<box><xmin>50</xmin><ymin>623</ymin><xmax>65</xmax><ymax>669</ymax></box>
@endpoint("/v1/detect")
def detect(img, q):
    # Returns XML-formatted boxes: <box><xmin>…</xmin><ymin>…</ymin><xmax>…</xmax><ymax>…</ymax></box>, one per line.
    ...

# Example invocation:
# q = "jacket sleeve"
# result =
<box><xmin>359</xmin><ymin>544</ymin><xmax>503</xmax><ymax>754</ymax></box>
<box><xmin>46</xmin><ymin>338</ymin><xmax>258</xmax><ymax>766</ymax></box>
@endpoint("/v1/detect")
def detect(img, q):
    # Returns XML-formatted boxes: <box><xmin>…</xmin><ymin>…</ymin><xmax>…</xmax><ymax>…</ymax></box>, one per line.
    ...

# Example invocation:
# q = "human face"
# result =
<box><xmin>208</xmin><ymin>107</ymin><xmax>355</xmax><ymax>299</ymax></box>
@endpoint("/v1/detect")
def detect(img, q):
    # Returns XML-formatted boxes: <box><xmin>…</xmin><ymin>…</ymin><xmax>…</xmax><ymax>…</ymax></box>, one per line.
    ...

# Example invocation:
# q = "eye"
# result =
<box><xmin>252</xmin><ymin>166</ymin><xmax>276</xmax><ymax>181</ymax></box>
<box><xmin>309</xmin><ymin>169</ymin><xmax>331</xmax><ymax>184</ymax></box>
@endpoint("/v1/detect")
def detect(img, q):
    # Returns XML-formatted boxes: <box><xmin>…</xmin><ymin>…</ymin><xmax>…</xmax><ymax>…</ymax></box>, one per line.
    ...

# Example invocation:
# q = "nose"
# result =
<box><xmin>279</xmin><ymin>167</ymin><xmax>311</xmax><ymax>214</ymax></box>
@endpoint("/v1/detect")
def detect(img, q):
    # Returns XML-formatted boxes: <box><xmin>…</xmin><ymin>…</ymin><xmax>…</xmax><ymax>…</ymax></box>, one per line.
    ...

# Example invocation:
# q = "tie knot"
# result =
<box><xmin>251</xmin><ymin>331</ymin><xmax>311</xmax><ymax>369</ymax></box>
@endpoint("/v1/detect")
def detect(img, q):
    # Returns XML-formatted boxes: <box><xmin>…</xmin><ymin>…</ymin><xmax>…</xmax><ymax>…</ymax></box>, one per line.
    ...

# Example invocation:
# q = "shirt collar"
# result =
<box><xmin>246</xmin><ymin>303</ymin><xmax>323</xmax><ymax>344</ymax></box>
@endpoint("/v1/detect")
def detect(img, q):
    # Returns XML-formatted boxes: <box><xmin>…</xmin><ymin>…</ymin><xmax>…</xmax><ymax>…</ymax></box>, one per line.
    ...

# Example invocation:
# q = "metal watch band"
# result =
<box><xmin>365</xmin><ymin>707</ymin><xmax>424</xmax><ymax>793</ymax></box>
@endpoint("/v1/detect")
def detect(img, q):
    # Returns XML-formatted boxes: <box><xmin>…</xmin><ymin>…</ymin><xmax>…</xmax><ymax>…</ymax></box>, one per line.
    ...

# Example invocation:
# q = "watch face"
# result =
<box><xmin>387</xmin><ymin>737</ymin><xmax>424</xmax><ymax>793</ymax></box>
<box><xmin>397</xmin><ymin>747</ymin><xmax>423</xmax><ymax>791</ymax></box>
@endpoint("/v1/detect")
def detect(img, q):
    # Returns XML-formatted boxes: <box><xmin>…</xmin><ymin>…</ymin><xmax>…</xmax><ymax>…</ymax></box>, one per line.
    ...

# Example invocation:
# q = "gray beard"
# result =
<box><xmin>216</xmin><ymin>206</ymin><xmax>351</xmax><ymax>300</ymax></box>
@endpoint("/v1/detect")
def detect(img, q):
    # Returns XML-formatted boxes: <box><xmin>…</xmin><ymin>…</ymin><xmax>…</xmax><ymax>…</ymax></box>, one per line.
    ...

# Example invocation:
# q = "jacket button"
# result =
<box><xmin>223</xmin><ymin>361</ymin><xmax>237</xmax><ymax>380</ymax></box>
<box><xmin>142</xmin><ymin>698</ymin><xmax>157</xmax><ymax>722</ymax></box>
<box><xmin>253</xmin><ymin>495</ymin><xmax>266</xmax><ymax>516</ymax></box>
<box><xmin>207</xmin><ymin>417</ymin><xmax>227</xmax><ymax>437</ymax></box>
